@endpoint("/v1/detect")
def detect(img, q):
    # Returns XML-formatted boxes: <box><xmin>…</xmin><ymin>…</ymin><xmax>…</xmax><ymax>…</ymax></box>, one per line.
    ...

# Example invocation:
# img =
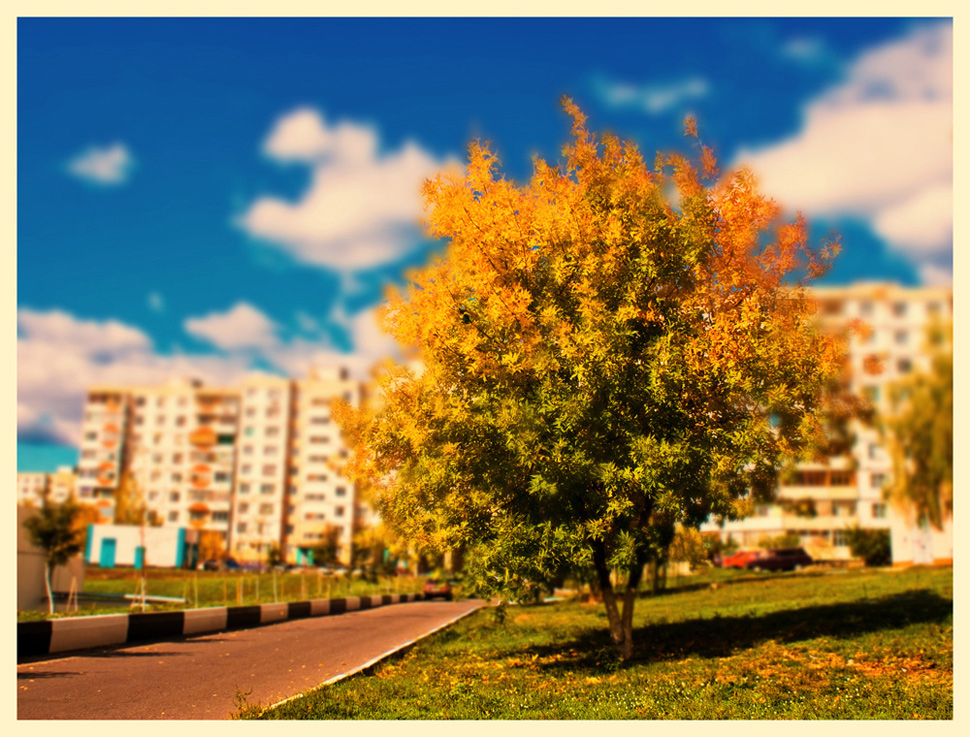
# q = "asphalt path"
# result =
<box><xmin>18</xmin><ymin>598</ymin><xmax>484</xmax><ymax>720</ymax></box>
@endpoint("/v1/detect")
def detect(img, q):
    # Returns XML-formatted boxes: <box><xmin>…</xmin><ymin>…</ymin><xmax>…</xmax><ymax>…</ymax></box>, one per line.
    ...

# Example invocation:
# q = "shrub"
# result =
<box><xmin>845</xmin><ymin>525</ymin><xmax>891</xmax><ymax>566</ymax></box>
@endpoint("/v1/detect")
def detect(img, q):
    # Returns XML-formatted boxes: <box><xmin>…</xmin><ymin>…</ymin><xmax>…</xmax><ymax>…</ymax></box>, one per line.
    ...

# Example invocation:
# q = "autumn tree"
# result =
<box><xmin>336</xmin><ymin>101</ymin><xmax>842</xmax><ymax>660</ymax></box>
<box><xmin>881</xmin><ymin>319</ymin><xmax>952</xmax><ymax>530</ymax></box>
<box><xmin>24</xmin><ymin>499</ymin><xmax>86</xmax><ymax>614</ymax></box>
<box><xmin>113</xmin><ymin>471</ymin><xmax>147</xmax><ymax>526</ymax></box>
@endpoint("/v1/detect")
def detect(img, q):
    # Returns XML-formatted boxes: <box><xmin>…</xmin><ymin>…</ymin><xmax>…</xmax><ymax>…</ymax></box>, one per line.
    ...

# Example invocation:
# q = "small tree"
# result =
<box><xmin>844</xmin><ymin>525</ymin><xmax>891</xmax><ymax>567</ymax></box>
<box><xmin>337</xmin><ymin>102</ymin><xmax>842</xmax><ymax>660</ymax></box>
<box><xmin>113</xmin><ymin>471</ymin><xmax>146</xmax><ymax>525</ymax></box>
<box><xmin>24</xmin><ymin>499</ymin><xmax>86</xmax><ymax>614</ymax></box>
<box><xmin>881</xmin><ymin>319</ymin><xmax>952</xmax><ymax>530</ymax></box>
<box><xmin>311</xmin><ymin>524</ymin><xmax>342</xmax><ymax>567</ymax></box>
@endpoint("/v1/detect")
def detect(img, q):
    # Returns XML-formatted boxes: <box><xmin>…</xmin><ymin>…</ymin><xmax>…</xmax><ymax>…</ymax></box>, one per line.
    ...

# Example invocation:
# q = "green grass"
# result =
<box><xmin>17</xmin><ymin>567</ymin><xmax>424</xmax><ymax>621</ymax></box>
<box><xmin>253</xmin><ymin>566</ymin><xmax>952</xmax><ymax>720</ymax></box>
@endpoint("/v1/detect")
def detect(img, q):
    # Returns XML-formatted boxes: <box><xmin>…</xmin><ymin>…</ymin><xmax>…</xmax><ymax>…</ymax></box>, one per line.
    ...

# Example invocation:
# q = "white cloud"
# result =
<box><xmin>17</xmin><ymin>304</ymin><xmax>401</xmax><ymax>448</ymax></box>
<box><xmin>66</xmin><ymin>143</ymin><xmax>135</xmax><ymax>185</ymax></box>
<box><xmin>148</xmin><ymin>292</ymin><xmax>165</xmax><ymax>313</ymax></box>
<box><xmin>736</xmin><ymin>23</ymin><xmax>952</xmax><ymax>281</ymax></box>
<box><xmin>17</xmin><ymin>309</ymin><xmax>252</xmax><ymax>446</ymax></box>
<box><xmin>272</xmin><ymin>305</ymin><xmax>401</xmax><ymax>381</ymax></box>
<box><xmin>238</xmin><ymin>108</ymin><xmax>460</xmax><ymax>271</ymax></box>
<box><xmin>780</xmin><ymin>37</ymin><xmax>831</xmax><ymax>66</ymax></box>
<box><xmin>184</xmin><ymin>302</ymin><xmax>280</xmax><ymax>351</ymax></box>
<box><xmin>596</xmin><ymin>75</ymin><xmax>709</xmax><ymax>115</ymax></box>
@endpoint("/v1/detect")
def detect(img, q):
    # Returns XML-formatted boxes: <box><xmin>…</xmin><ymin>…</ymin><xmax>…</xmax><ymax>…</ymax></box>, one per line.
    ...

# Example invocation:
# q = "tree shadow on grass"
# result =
<box><xmin>521</xmin><ymin>589</ymin><xmax>952</xmax><ymax>673</ymax></box>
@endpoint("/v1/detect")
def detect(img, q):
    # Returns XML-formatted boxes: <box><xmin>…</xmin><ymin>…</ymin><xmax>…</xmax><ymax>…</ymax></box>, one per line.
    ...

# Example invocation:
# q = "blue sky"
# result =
<box><xmin>17</xmin><ymin>17</ymin><xmax>953</xmax><ymax>471</ymax></box>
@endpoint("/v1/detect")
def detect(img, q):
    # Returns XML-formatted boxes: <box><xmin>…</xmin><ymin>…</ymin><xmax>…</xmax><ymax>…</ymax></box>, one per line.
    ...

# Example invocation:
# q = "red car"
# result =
<box><xmin>720</xmin><ymin>550</ymin><xmax>765</xmax><ymax>569</ymax></box>
<box><xmin>745</xmin><ymin>547</ymin><xmax>813</xmax><ymax>572</ymax></box>
<box><xmin>422</xmin><ymin>578</ymin><xmax>453</xmax><ymax>601</ymax></box>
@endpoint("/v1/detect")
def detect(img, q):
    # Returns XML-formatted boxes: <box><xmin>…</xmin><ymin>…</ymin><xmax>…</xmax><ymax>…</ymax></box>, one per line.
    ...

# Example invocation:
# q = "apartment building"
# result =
<box><xmin>702</xmin><ymin>282</ymin><xmax>952</xmax><ymax>560</ymax></box>
<box><xmin>17</xmin><ymin>472</ymin><xmax>50</xmax><ymax>506</ymax></box>
<box><xmin>73</xmin><ymin>368</ymin><xmax>367</xmax><ymax>565</ymax></box>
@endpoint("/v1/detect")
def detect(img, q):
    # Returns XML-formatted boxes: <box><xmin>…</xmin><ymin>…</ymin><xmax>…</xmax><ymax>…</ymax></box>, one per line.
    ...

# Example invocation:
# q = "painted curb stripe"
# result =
<box><xmin>17</xmin><ymin>592</ymin><xmax>426</xmax><ymax>658</ymax></box>
<box><xmin>127</xmin><ymin>611</ymin><xmax>185</xmax><ymax>643</ymax></box>
<box><xmin>287</xmin><ymin>601</ymin><xmax>312</xmax><ymax>619</ymax></box>
<box><xmin>226</xmin><ymin>605</ymin><xmax>262</xmax><ymax>630</ymax></box>
<box><xmin>17</xmin><ymin>620</ymin><xmax>52</xmax><ymax>658</ymax></box>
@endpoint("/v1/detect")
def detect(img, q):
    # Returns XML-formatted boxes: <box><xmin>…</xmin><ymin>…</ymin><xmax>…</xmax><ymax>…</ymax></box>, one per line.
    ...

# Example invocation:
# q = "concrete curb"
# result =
<box><xmin>18</xmin><ymin>593</ymin><xmax>426</xmax><ymax>660</ymax></box>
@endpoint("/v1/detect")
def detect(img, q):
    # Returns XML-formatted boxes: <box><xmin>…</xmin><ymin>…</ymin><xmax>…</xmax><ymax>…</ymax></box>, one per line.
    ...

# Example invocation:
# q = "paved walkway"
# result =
<box><xmin>18</xmin><ymin>598</ymin><xmax>483</xmax><ymax>720</ymax></box>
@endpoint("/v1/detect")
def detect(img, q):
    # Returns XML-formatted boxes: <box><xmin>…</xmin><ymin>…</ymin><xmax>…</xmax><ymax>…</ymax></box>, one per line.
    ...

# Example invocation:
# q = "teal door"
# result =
<box><xmin>100</xmin><ymin>538</ymin><xmax>117</xmax><ymax>568</ymax></box>
<box><xmin>134</xmin><ymin>545</ymin><xmax>145</xmax><ymax>570</ymax></box>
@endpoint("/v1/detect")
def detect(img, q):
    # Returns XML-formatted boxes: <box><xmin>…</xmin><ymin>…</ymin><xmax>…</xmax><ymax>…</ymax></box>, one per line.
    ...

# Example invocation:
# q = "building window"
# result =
<box><xmin>261</xmin><ymin>483</ymin><xmax>275</xmax><ymax>495</ymax></box>
<box><xmin>263</xmin><ymin>464</ymin><xmax>277</xmax><ymax>476</ymax></box>
<box><xmin>892</xmin><ymin>302</ymin><xmax>907</xmax><ymax>318</ymax></box>
<box><xmin>863</xmin><ymin>386</ymin><xmax>881</xmax><ymax>404</ymax></box>
<box><xmin>259</xmin><ymin>503</ymin><xmax>274</xmax><ymax>515</ymax></box>
<box><xmin>829</xmin><ymin>471</ymin><xmax>854</xmax><ymax>487</ymax></box>
<box><xmin>872</xmin><ymin>503</ymin><xmax>887</xmax><ymax>519</ymax></box>
<box><xmin>871</xmin><ymin>473</ymin><xmax>886</xmax><ymax>488</ymax></box>
<box><xmin>897</xmin><ymin>358</ymin><xmax>913</xmax><ymax>374</ymax></box>
<box><xmin>212</xmin><ymin>511</ymin><xmax>230</xmax><ymax>523</ymax></box>
<box><xmin>266</xmin><ymin>426</ymin><xmax>280</xmax><ymax>438</ymax></box>
<box><xmin>894</xmin><ymin>330</ymin><xmax>908</xmax><ymax>345</ymax></box>
<box><xmin>336</xmin><ymin>486</ymin><xmax>347</xmax><ymax>497</ymax></box>
<box><xmin>236</xmin><ymin>523</ymin><xmax>247</xmax><ymax>533</ymax></box>
<box><xmin>335</xmin><ymin>506</ymin><xmax>345</xmax><ymax>517</ymax></box>
<box><xmin>239</xmin><ymin>483</ymin><xmax>251</xmax><ymax>494</ymax></box>
<box><xmin>832</xmin><ymin>529</ymin><xmax>848</xmax><ymax>547</ymax></box>
<box><xmin>168</xmin><ymin>511</ymin><xmax>179</xmax><ymax>523</ymax></box>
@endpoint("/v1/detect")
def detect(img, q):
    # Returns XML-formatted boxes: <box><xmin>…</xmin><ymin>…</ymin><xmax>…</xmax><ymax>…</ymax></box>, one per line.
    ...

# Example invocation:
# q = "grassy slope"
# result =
<box><xmin>256</xmin><ymin>567</ymin><xmax>952</xmax><ymax>720</ymax></box>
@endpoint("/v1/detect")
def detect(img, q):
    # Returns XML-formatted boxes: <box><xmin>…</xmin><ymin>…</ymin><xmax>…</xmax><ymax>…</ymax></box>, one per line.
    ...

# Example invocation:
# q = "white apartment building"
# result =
<box><xmin>703</xmin><ymin>282</ymin><xmax>952</xmax><ymax>561</ymax></box>
<box><xmin>17</xmin><ymin>472</ymin><xmax>50</xmax><ymax>506</ymax></box>
<box><xmin>72</xmin><ymin>368</ymin><xmax>368</xmax><ymax>566</ymax></box>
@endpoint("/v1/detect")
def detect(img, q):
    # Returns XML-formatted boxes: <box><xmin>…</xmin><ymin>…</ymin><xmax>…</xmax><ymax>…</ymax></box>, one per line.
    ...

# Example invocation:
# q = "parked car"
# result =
<box><xmin>422</xmin><ymin>577</ymin><xmax>453</xmax><ymax>601</ymax></box>
<box><xmin>199</xmin><ymin>557</ymin><xmax>240</xmax><ymax>572</ymax></box>
<box><xmin>745</xmin><ymin>547</ymin><xmax>813</xmax><ymax>572</ymax></box>
<box><xmin>720</xmin><ymin>550</ymin><xmax>765</xmax><ymax>569</ymax></box>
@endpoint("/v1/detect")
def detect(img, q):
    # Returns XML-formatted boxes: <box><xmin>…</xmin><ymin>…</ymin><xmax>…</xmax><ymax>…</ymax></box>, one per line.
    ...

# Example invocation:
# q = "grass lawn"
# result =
<box><xmin>252</xmin><ymin>566</ymin><xmax>952</xmax><ymax>720</ymax></box>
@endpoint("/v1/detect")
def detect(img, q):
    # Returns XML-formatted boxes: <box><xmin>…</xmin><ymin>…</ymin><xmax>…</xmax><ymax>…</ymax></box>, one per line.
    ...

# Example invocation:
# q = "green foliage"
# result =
<box><xmin>113</xmin><ymin>471</ymin><xmax>147</xmax><ymax>526</ymax></box>
<box><xmin>668</xmin><ymin>527</ymin><xmax>707</xmax><ymax>568</ymax></box>
<box><xmin>24</xmin><ymin>498</ymin><xmax>86</xmax><ymax>613</ymax></box>
<box><xmin>757</xmin><ymin>531</ymin><xmax>801</xmax><ymax>550</ymax></box>
<box><xmin>845</xmin><ymin>525</ymin><xmax>891</xmax><ymax>567</ymax></box>
<box><xmin>266</xmin><ymin>543</ymin><xmax>284</xmax><ymax>568</ymax></box>
<box><xmin>881</xmin><ymin>319</ymin><xmax>952</xmax><ymax>530</ymax></box>
<box><xmin>24</xmin><ymin>499</ymin><xmax>86</xmax><ymax>568</ymax></box>
<box><xmin>337</xmin><ymin>103</ymin><xmax>842</xmax><ymax>658</ymax></box>
<box><xmin>311</xmin><ymin>525</ymin><xmax>341</xmax><ymax>567</ymax></box>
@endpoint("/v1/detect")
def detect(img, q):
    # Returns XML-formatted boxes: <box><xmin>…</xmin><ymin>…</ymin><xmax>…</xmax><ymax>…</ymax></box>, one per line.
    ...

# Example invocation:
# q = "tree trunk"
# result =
<box><xmin>44</xmin><ymin>563</ymin><xmax>55</xmax><ymax>615</ymax></box>
<box><xmin>593</xmin><ymin>541</ymin><xmax>645</xmax><ymax>661</ymax></box>
<box><xmin>617</xmin><ymin>556</ymin><xmax>646</xmax><ymax>661</ymax></box>
<box><xmin>592</xmin><ymin>541</ymin><xmax>624</xmax><ymax>646</ymax></box>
